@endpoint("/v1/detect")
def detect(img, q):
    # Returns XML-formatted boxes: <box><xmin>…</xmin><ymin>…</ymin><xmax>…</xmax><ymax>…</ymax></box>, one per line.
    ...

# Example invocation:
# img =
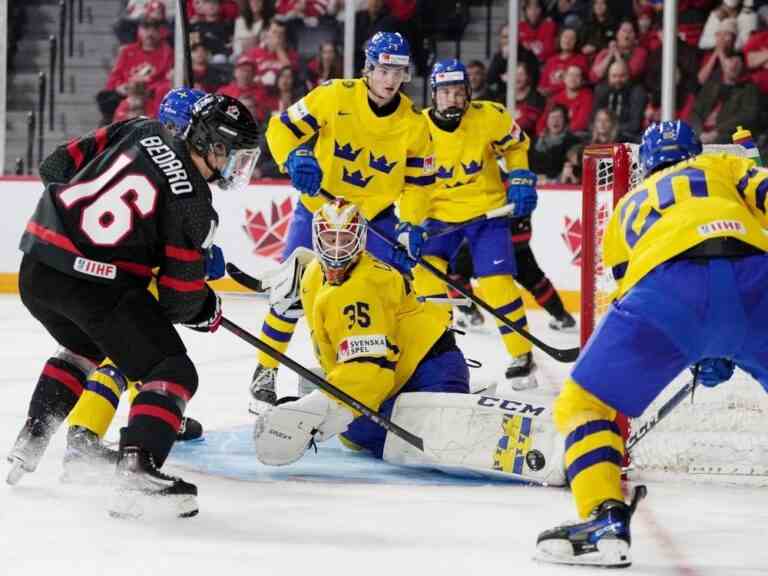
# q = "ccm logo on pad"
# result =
<box><xmin>477</xmin><ymin>395</ymin><xmax>546</xmax><ymax>416</ymax></box>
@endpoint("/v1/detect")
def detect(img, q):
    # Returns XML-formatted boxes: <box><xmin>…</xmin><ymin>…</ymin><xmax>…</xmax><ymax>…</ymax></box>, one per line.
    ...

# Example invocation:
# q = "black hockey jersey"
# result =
<box><xmin>20</xmin><ymin>117</ymin><xmax>218</xmax><ymax>324</ymax></box>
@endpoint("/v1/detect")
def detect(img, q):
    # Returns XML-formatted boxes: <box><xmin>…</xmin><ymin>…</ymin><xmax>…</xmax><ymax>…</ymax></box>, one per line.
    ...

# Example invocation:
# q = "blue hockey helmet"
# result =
<box><xmin>430</xmin><ymin>59</ymin><xmax>470</xmax><ymax>121</ymax></box>
<box><xmin>364</xmin><ymin>31</ymin><xmax>411</xmax><ymax>78</ymax></box>
<box><xmin>639</xmin><ymin>120</ymin><xmax>702</xmax><ymax>177</ymax></box>
<box><xmin>430</xmin><ymin>58</ymin><xmax>469</xmax><ymax>92</ymax></box>
<box><xmin>157</xmin><ymin>87</ymin><xmax>206</xmax><ymax>134</ymax></box>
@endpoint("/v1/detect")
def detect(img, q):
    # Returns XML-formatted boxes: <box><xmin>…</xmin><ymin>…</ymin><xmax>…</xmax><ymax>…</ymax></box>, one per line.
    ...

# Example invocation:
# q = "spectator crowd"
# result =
<box><xmin>37</xmin><ymin>0</ymin><xmax>768</xmax><ymax>181</ymax></box>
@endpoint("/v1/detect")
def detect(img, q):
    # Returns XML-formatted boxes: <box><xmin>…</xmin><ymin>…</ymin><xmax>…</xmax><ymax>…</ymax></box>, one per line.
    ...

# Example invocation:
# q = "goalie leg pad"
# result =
<box><xmin>383</xmin><ymin>392</ymin><xmax>566</xmax><ymax>485</ymax></box>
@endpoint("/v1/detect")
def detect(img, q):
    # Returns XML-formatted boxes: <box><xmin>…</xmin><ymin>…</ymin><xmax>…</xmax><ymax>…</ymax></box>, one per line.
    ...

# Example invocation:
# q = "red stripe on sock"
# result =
<box><xmin>141</xmin><ymin>380</ymin><xmax>192</xmax><ymax>402</ymax></box>
<box><xmin>536</xmin><ymin>285</ymin><xmax>555</xmax><ymax>306</ymax></box>
<box><xmin>43</xmin><ymin>364</ymin><xmax>83</xmax><ymax>397</ymax></box>
<box><xmin>129</xmin><ymin>404</ymin><xmax>181</xmax><ymax>432</ymax></box>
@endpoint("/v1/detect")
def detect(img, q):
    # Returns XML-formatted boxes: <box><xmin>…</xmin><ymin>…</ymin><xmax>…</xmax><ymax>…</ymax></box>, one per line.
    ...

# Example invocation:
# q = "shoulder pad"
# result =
<box><xmin>342</xmin><ymin>80</ymin><xmax>355</xmax><ymax>88</ymax></box>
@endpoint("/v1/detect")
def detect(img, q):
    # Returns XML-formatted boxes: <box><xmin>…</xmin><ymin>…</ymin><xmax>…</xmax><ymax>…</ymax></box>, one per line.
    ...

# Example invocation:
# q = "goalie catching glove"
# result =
<box><xmin>257</xmin><ymin>246</ymin><xmax>315</xmax><ymax>319</ymax></box>
<box><xmin>253</xmin><ymin>390</ymin><xmax>354</xmax><ymax>466</ymax></box>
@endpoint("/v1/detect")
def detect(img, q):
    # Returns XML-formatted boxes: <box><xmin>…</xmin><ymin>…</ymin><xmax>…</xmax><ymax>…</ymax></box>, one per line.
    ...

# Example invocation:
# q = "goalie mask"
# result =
<box><xmin>186</xmin><ymin>94</ymin><xmax>261</xmax><ymax>192</ymax></box>
<box><xmin>312</xmin><ymin>200</ymin><xmax>367</xmax><ymax>285</ymax></box>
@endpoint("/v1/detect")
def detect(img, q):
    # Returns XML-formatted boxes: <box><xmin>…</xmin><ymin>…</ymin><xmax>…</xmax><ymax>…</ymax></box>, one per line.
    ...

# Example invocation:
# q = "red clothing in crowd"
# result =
<box><xmin>113</xmin><ymin>95</ymin><xmax>155</xmax><ymax>122</ymax></box>
<box><xmin>275</xmin><ymin>0</ymin><xmax>332</xmax><ymax>17</ymax></box>
<box><xmin>186</xmin><ymin>0</ymin><xmax>239</xmax><ymax>20</ymax></box>
<box><xmin>245</xmin><ymin>45</ymin><xmax>299</xmax><ymax>87</ymax></box>
<box><xmin>519</xmin><ymin>17</ymin><xmax>558</xmax><ymax>62</ymax></box>
<box><xmin>217</xmin><ymin>82</ymin><xmax>266</xmax><ymax>102</ymax></box>
<box><xmin>535</xmin><ymin>88</ymin><xmax>593</xmax><ymax>135</ymax></box>
<box><xmin>538</xmin><ymin>52</ymin><xmax>589</xmax><ymax>95</ymax></box>
<box><xmin>514</xmin><ymin>97</ymin><xmax>545</xmax><ymax>136</ymax></box>
<box><xmin>105</xmin><ymin>41</ymin><xmax>174</xmax><ymax>93</ymax></box>
<box><xmin>639</xmin><ymin>29</ymin><xmax>662</xmax><ymax>53</ymax></box>
<box><xmin>386</xmin><ymin>0</ymin><xmax>417</xmax><ymax>21</ymax></box>
<box><xmin>743</xmin><ymin>30</ymin><xmax>768</xmax><ymax>94</ymax></box>
<box><xmin>589</xmin><ymin>45</ymin><xmax>648</xmax><ymax>84</ymax></box>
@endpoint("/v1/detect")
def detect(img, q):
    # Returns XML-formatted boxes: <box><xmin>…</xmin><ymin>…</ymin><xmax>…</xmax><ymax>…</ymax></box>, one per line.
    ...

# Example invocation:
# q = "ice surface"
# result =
<box><xmin>1</xmin><ymin>294</ymin><xmax>766</xmax><ymax>575</ymax></box>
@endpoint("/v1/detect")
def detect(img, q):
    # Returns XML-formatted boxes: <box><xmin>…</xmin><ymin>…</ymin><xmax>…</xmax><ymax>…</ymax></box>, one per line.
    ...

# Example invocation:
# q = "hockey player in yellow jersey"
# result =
<box><xmin>250</xmin><ymin>31</ymin><xmax>436</xmax><ymax>412</ymax></box>
<box><xmin>404</xmin><ymin>59</ymin><xmax>538</xmax><ymax>387</ymax></box>
<box><xmin>536</xmin><ymin>121</ymin><xmax>768</xmax><ymax>567</ymax></box>
<box><xmin>252</xmin><ymin>200</ymin><xmax>469</xmax><ymax>465</ymax></box>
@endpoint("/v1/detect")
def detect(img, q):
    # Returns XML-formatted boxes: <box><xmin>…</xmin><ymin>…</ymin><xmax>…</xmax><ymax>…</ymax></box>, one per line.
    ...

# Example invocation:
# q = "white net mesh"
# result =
<box><xmin>584</xmin><ymin>143</ymin><xmax>768</xmax><ymax>482</ymax></box>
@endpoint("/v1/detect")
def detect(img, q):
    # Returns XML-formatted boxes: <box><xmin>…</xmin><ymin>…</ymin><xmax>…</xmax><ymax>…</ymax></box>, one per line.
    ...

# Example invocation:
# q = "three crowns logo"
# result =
<box><xmin>369</xmin><ymin>152</ymin><xmax>397</xmax><ymax>174</ymax></box>
<box><xmin>436</xmin><ymin>165</ymin><xmax>454</xmax><ymax>179</ymax></box>
<box><xmin>334</xmin><ymin>141</ymin><xmax>362</xmax><ymax>162</ymax></box>
<box><xmin>461</xmin><ymin>160</ymin><xmax>484</xmax><ymax>175</ymax></box>
<box><xmin>342</xmin><ymin>167</ymin><xmax>374</xmax><ymax>188</ymax></box>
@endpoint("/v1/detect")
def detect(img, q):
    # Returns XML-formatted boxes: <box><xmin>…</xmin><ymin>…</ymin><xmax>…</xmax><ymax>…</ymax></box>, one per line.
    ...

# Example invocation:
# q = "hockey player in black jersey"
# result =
<box><xmin>7</xmin><ymin>94</ymin><xmax>260</xmax><ymax>518</ymax></box>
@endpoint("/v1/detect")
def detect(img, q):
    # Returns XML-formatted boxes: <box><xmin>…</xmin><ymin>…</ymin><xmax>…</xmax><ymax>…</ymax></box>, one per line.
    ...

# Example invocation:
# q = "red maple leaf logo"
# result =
<box><xmin>561</xmin><ymin>216</ymin><xmax>582</xmax><ymax>266</ymax></box>
<box><xmin>243</xmin><ymin>197</ymin><xmax>294</xmax><ymax>260</ymax></box>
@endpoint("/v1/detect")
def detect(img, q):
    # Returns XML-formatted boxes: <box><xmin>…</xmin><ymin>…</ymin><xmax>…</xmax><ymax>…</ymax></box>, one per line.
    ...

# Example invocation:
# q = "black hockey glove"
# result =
<box><xmin>182</xmin><ymin>289</ymin><xmax>222</xmax><ymax>333</ymax></box>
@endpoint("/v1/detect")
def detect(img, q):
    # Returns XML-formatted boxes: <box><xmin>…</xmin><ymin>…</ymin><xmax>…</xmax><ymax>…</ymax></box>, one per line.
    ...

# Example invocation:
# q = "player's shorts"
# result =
<box><xmin>341</xmin><ymin>331</ymin><xmax>470</xmax><ymax>458</ymax></box>
<box><xmin>571</xmin><ymin>254</ymin><xmax>768</xmax><ymax>417</ymax></box>
<box><xmin>281</xmin><ymin>202</ymin><xmax>406</xmax><ymax>272</ymax></box>
<box><xmin>19</xmin><ymin>255</ymin><xmax>187</xmax><ymax>381</ymax></box>
<box><xmin>422</xmin><ymin>216</ymin><xmax>517</xmax><ymax>277</ymax></box>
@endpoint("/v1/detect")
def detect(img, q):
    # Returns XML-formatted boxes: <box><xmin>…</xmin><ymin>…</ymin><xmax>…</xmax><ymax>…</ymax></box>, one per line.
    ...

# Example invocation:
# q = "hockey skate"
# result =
<box><xmin>249</xmin><ymin>365</ymin><xmax>277</xmax><ymax>415</ymax></box>
<box><xmin>454</xmin><ymin>303</ymin><xmax>485</xmax><ymax>331</ymax></box>
<box><xmin>176</xmin><ymin>416</ymin><xmax>204</xmax><ymax>442</ymax></box>
<box><xmin>61</xmin><ymin>426</ymin><xmax>119</xmax><ymax>484</ymax></box>
<box><xmin>6</xmin><ymin>417</ymin><xmax>55</xmax><ymax>485</ymax></box>
<box><xmin>503</xmin><ymin>352</ymin><xmax>538</xmax><ymax>391</ymax></box>
<box><xmin>548</xmin><ymin>312</ymin><xmax>577</xmax><ymax>333</ymax></box>
<box><xmin>109</xmin><ymin>446</ymin><xmax>198</xmax><ymax>519</ymax></box>
<box><xmin>535</xmin><ymin>485</ymin><xmax>647</xmax><ymax>568</ymax></box>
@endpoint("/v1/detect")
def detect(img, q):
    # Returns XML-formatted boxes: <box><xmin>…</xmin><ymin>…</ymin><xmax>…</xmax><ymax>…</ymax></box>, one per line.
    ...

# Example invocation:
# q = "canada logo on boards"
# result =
<box><xmin>243</xmin><ymin>197</ymin><xmax>294</xmax><ymax>260</ymax></box>
<box><xmin>561</xmin><ymin>215</ymin><xmax>582</xmax><ymax>266</ymax></box>
<box><xmin>561</xmin><ymin>201</ymin><xmax>609</xmax><ymax>268</ymax></box>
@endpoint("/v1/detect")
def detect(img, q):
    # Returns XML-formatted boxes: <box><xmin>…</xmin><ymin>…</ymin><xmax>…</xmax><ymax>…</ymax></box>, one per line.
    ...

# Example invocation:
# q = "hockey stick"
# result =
<box><xmin>426</xmin><ymin>204</ymin><xmax>517</xmax><ymax>239</ymax></box>
<box><xmin>177</xmin><ymin>0</ymin><xmax>193</xmax><ymax>87</ymax></box>
<box><xmin>226</xmin><ymin>262</ymin><xmax>267</xmax><ymax>292</ymax></box>
<box><xmin>219</xmin><ymin>317</ymin><xmax>425</xmax><ymax>451</ymax></box>
<box><xmin>317</xmin><ymin>190</ymin><xmax>580</xmax><ymax>362</ymax></box>
<box><xmin>626</xmin><ymin>363</ymin><xmax>700</xmax><ymax>453</ymax></box>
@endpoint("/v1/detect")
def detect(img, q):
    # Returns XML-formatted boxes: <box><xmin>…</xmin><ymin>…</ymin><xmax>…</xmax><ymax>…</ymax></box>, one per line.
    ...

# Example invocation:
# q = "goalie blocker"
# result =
<box><xmin>255</xmin><ymin>389</ymin><xmax>565</xmax><ymax>486</ymax></box>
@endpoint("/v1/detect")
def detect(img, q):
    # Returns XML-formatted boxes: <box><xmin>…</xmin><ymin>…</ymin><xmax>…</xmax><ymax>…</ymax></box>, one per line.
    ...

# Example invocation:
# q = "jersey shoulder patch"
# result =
<box><xmin>342</xmin><ymin>80</ymin><xmax>355</xmax><ymax>88</ymax></box>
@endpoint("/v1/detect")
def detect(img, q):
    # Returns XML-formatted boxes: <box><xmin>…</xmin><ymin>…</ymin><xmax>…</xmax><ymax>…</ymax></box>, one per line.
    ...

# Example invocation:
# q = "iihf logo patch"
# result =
<box><xmin>226</xmin><ymin>105</ymin><xmax>240</xmax><ymax>120</ymax></box>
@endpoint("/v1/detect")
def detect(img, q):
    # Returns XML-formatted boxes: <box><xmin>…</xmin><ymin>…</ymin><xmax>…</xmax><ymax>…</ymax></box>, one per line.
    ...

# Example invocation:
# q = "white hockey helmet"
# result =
<box><xmin>312</xmin><ymin>200</ymin><xmax>367</xmax><ymax>285</ymax></box>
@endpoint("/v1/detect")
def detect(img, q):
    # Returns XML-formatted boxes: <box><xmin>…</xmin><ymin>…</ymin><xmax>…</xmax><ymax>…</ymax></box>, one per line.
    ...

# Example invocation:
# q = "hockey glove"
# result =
<box><xmin>182</xmin><ymin>289</ymin><xmax>222</xmax><ymax>333</ymax></box>
<box><xmin>505</xmin><ymin>169</ymin><xmax>538</xmax><ymax>217</ymax></box>
<box><xmin>204</xmin><ymin>245</ymin><xmax>225</xmax><ymax>281</ymax></box>
<box><xmin>285</xmin><ymin>148</ymin><xmax>323</xmax><ymax>197</ymax></box>
<box><xmin>693</xmin><ymin>358</ymin><xmax>735</xmax><ymax>388</ymax></box>
<box><xmin>395</xmin><ymin>222</ymin><xmax>427</xmax><ymax>260</ymax></box>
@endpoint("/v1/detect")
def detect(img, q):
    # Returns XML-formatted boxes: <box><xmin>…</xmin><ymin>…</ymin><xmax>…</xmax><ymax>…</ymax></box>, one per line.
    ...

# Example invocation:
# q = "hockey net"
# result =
<box><xmin>581</xmin><ymin>143</ymin><xmax>768</xmax><ymax>482</ymax></box>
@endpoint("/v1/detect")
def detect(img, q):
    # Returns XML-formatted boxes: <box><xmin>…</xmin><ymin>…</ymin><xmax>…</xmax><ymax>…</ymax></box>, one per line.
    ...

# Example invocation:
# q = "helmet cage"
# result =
<box><xmin>312</xmin><ymin>202</ymin><xmax>368</xmax><ymax>284</ymax></box>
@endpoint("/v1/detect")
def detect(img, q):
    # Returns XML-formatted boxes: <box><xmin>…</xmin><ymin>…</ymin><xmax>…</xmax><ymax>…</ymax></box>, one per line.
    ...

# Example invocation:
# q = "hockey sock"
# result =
<box><xmin>256</xmin><ymin>308</ymin><xmax>299</xmax><ymax>369</ymax></box>
<box><xmin>67</xmin><ymin>363</ymin><xmax>129</xmax><ymax>438</ymax></box>
<box><xmin>476</xmin><ymin>275</ymin><xmax>532</xmax><ymax>357</ymax></box>
<box><xmin>532</xmin><ymin>277</ymin><xmax>568</xmax><ymax>319</ymax></box>
<box><xmin>28</xmin><ymin>357</ymin><xmax>90</xmax><ymax>432</ymax></box>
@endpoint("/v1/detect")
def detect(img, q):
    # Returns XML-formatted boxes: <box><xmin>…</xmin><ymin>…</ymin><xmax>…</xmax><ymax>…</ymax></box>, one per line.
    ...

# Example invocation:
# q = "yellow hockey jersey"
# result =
<box><xmin>604</xmin><ymin>154</ymin><xmax>768</xmax><ymax>298</ymax></box>
<box><xmin>300</xmin><ymin>253</ymin><xmax>445</xmax><ymax>411</ymax></box>
<box><xmin>265</xmin><ymin>79</ymin><xmax>435</xmax><ymax>222</ymax></box>
<box><xmin>404</xmin><ymin>101</ymin><xmax>530</xmax><ymax>224</ymax></box>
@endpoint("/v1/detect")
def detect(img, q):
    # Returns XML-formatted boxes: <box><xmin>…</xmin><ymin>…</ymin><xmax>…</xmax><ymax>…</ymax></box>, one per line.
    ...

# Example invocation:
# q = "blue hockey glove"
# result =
<box><xmin>693</xmin><ymin>358</ymin><xmax>735</xmax><ymax>388</ymax></box>
<box><xmin>395</xmin><ymin>222</ymin><xmax>427</xmax><ymax>260</ymax></box>
<box><xmin>204</xmin><ymin>245</ymin><xmax>225</xmax><ymax>281</ymax></box>
<box><xmin>390</xmin><ymin>245</ymin><xmax>416</xmax><ymax>273</ymax></box>
<box><xmin>285</xmin><ymin>148</ymin><xmax>322</xmax><ymax>197</ymax></box>
<box><xmin>505</xmin><ymin>169</ymin><xmax>538</xmax><ymax>217</ymax></box>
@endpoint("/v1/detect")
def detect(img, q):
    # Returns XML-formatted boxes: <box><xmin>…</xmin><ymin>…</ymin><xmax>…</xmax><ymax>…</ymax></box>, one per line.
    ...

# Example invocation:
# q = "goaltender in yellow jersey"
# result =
<box><xmin>250</xmin><ymin>32</ymin><xmax>437</xmax><ymax>410</ymax></box>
